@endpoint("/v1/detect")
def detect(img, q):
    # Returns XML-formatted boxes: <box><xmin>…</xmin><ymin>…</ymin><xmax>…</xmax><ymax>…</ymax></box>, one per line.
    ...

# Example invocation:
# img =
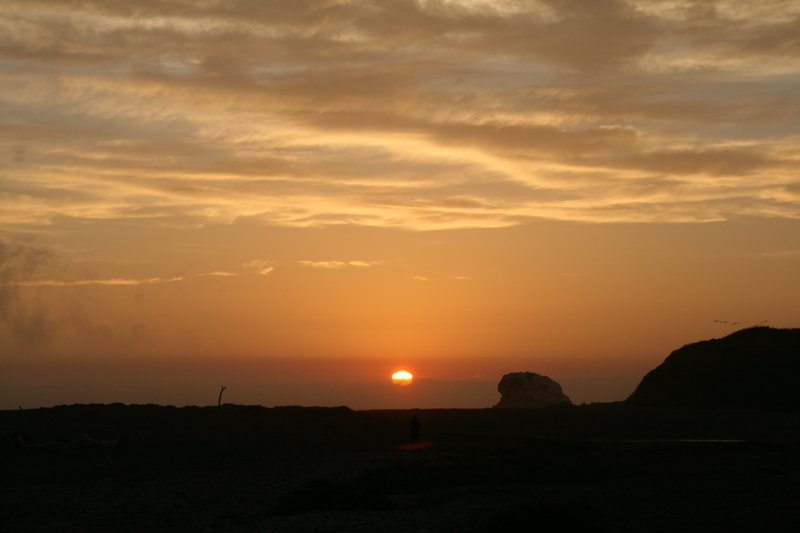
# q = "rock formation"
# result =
<box><xmin>627</xmin><ymin>327</ymin><xmax>800</xmax><ymax>411</ymax></box>
<box><xmin>494</xmin><ymin>372</ymin><xmax>572</xmax><ymax>408</ymax></box>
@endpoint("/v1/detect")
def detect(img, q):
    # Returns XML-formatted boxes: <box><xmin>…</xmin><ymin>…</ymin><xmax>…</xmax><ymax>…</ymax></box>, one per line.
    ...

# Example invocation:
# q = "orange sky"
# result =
<box><xmin>1</xmin><ymin>1</ymin><xmax>799</xmax><ymax>409</ymax></box>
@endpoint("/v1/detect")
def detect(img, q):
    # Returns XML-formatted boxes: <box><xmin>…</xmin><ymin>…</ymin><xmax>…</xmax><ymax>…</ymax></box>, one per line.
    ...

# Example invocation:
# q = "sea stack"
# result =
<box><xmin>494</xmin><ymin>371</ymin><xmax>572</xmax><ymax>408</ymax></box>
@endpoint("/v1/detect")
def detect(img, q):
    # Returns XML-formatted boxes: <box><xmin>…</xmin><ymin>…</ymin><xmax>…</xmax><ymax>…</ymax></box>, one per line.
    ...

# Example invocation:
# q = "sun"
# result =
<box><xmin>391</xmin><ymin>370</ymin><xmax>413</xmax><ymax>386</ymax></box>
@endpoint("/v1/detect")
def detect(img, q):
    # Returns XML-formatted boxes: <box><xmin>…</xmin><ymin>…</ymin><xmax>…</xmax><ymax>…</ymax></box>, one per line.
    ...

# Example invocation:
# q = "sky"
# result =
<box><xmin>1</xmin><ymin>0</ymin><xmax>799</xmax><ymax>409</ymax></box>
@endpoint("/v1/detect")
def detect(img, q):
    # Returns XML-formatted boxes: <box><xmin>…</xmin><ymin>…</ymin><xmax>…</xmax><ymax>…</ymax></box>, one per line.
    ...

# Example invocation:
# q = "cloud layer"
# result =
<box><xmin>1</xmin><ymin>0</ymin><xmax>798</xmax><ymax>230</ymax></box>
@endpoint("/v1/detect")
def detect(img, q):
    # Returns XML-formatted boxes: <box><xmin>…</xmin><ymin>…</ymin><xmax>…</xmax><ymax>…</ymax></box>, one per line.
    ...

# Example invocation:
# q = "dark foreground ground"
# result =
<box><xmin>3</xmin><ymin>403</ymin><xmax>800</xmax><ymax>532</ymax></box>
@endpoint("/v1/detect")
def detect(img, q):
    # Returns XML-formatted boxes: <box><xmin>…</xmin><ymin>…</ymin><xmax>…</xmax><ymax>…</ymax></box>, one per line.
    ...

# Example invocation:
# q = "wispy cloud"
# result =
<box><xmin>1</xmin><ymin>1</ymin><xmax>798</xmax><ymax>230</ymax></box>
<box><xmin>298</xmin><ymin>260</ymin><xmax>380</xmax><ymax>270</ymax></box>
<box><xmin>757</xmin><ymin>248</ymin><xmax>800</xmax><ymax>257</ymax></box>
<box><xmin>344</xmin><ymin>260</ymin><xmax>380</xmax><ymax>268</ymax></box>
<box><xmin>243</xmin><ymin>260</ymin><xmax>275</xmax><ymax>276</ymax></box>
<box><xmin>196</xmin><ymin>271</ymin><xmax>238</xmax><ymax>278</ymax></box>
<box><xmin>9</xmin><ymin>276</ymin><xmax>185</xmax><ymax>287</ymax></box>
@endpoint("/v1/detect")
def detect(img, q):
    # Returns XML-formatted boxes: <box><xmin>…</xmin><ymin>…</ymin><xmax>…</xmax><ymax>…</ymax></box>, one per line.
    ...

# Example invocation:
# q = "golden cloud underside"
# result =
<box><xmin>0</xmin><ymin>0</ymin><xmax>798</xmax><ymax>231</ymax></box>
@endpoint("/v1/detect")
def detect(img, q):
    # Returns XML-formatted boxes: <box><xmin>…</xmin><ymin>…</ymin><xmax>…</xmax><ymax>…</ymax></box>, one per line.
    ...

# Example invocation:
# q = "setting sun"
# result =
<box><xmin>391</xmin><ymin>370</ymin><xmax>414</xmax><ymax>386</ymax></box>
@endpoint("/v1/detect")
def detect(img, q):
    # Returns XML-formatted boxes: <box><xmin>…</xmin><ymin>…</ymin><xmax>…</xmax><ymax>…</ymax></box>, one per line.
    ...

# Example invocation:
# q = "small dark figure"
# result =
<box><xmin>409</xmin><ymin>416</ymin><xmax>421</xmax><ymax>442</ymax></box>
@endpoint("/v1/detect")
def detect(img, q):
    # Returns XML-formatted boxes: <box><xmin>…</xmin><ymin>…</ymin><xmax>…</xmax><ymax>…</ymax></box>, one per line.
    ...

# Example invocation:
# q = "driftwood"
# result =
<box><xmin>218</xmin><ymin>385</ymin><xmax>227</xmax><ymax>407</ymax></box>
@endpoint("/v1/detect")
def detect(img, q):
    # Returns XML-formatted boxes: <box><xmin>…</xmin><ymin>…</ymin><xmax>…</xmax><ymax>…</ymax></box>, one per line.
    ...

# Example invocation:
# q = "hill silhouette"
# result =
<box><xmin>627</xmin><ymin>327</ymin><xmax>800</xmax><ymax>411</ymax></box>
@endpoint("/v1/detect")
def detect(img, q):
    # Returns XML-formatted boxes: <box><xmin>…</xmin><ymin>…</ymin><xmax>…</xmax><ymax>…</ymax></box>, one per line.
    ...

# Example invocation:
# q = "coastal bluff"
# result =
<box><xmin>628</xmin><ymin>327</ymin><xmax>800</xmax><ymax>411</ymax></box>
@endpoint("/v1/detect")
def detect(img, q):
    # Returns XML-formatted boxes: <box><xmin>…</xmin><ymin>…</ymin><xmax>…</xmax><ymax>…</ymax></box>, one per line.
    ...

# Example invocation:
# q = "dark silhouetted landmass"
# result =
<box><xmin>4</xmin><ymin>402</ymin><xmax>800</xmax><ymax>530</ymax></box>
<box><xmin>628</xmin><ymin>327</ymin><xmax>800</xmax><ymax>410</ymax></box>
<box><xmin>4</xmin><ymin>328</ymin><xmax>800</xmax><ymax>531</ymax></box>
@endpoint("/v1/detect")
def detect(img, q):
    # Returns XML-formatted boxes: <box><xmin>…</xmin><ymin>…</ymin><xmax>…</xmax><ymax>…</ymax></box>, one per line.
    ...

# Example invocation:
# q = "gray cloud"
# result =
<box><xmin>0</xmin><ymin>236</ymin><xmax>53</xmax><ymax>345</ymax></box>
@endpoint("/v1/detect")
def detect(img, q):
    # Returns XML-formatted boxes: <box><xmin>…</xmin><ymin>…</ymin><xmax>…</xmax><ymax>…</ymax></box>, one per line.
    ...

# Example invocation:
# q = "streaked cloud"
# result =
<box><xmin>298</xmin><ymin>260</ymin><xmax>380</xmax><ymax>270</ymax></box>
<box><xmin>243</xmin><ymin>260</ymin><xmax>275</xmax><ymax>276</ymax></box>
<box><xmin>757</xmin><ymin>248</ymin><xmax>800</xmax><ymax>258</ymax></box>
<box><xmin>0</xmin><ymin>0</ymin><xmax>797</xmax><ymax>231</ymax></box>
<box><xmin>9</xmin><ymin>276</ymin><xmax>185</xmax><ymax>287</ymax></box>
<box><xmin>344</xmin><ymin>260</ymin><xmax>381</xmax><ymax>268</ymax></box>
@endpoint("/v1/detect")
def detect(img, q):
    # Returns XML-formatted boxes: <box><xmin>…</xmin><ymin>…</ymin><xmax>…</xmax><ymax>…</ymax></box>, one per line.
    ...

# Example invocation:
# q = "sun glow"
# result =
<box><xmin>391</xmin><ymin>370</ymin><xmax>414</xmax><ymax>386</ymax></box>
